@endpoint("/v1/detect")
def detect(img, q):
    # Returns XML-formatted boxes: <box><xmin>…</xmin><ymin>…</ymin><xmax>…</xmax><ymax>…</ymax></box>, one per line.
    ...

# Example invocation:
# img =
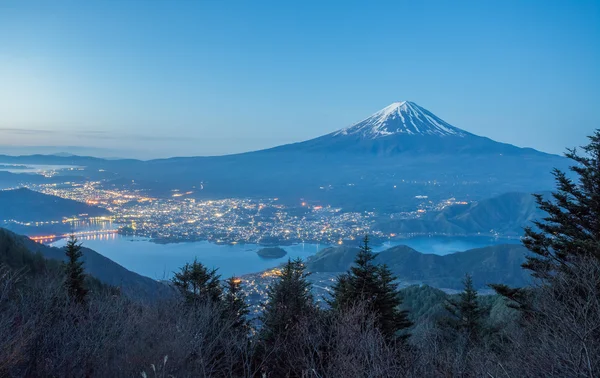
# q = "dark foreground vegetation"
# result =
<box><xmin>1</xmin><ymin>132</ymin><xmax>600</xmax><ymax>377</ymax></box>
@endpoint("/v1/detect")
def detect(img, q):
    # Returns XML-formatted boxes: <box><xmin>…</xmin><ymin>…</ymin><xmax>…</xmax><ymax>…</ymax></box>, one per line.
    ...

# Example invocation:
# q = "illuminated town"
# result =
<box><xmin>2</xmin><ymin>171</ymin><xmax>470</xmax><ymax>245</ymax></box>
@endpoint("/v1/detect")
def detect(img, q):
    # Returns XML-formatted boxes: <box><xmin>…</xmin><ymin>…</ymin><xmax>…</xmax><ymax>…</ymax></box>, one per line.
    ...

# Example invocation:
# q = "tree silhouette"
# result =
<box><xmin>222</xmin><ymin>276</ymin><xmax>249</xmax><ymax>331</ymax></box>
<box><xmin>330</xmin><ymin>235</ymin><xmax>411</xmax><ymax>340</ymax></box>
<box><xmin>172</xmin><ymin>258</ymin><xmax>222</xmax><ymax>305</ymax></box>
<box><xmin>64</xmin><ymin>235</ymin><xmax>88</xmax><ymax>304</ymax></box>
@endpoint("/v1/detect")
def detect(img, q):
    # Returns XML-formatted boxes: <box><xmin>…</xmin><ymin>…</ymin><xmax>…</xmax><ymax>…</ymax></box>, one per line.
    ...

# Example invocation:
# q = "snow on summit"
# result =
<box><xmin>335</xmin><ymin>101</ymin><xmax>467</xmax><ymax>139</ymax></box>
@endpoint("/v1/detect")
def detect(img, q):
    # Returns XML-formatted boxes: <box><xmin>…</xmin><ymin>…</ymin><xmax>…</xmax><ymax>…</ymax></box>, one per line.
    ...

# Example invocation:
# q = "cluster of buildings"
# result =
<box><xmin>25</xmin><ymin>180</ymin><xmax>471</xmax><ymax>246</ymax></box>
<box><xmin>29</xmin><ymin>181</ymin><xmax>384</xmax><ymax>245</ymax></box>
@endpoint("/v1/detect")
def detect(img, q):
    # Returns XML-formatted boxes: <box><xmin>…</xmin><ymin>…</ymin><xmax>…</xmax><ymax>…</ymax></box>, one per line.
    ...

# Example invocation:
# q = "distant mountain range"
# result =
<box><xmin>0</xmin><ymin>101</ymin><xmax>570</xmax><ymax>211</ymax></box>
<box><xmin>306</xmin><ymin>243</ymin><xmax>531</xmax><ymax>290</ymax></box>
<box><xmin>0</xmin><ymin>188</ymin><xmax>110</xmax><ymax>222</ymax></box>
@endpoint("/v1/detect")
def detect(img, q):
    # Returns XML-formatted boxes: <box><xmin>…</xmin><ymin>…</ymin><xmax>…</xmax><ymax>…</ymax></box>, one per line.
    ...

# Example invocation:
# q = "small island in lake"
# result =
<box><xmin>256</xmin><ymin>247</ymin><xmax>287</xmax><ymax>259</ymax></box>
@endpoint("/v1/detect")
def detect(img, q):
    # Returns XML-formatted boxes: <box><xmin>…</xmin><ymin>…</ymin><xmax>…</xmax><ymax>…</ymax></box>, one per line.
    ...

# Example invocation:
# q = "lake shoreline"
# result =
<box><xmin>140</xmin><ymin>232</ymin><xmax>522</xmax><ymax>248</ymax></box>
<box><xmin>49</xmin><ymin>233</ymin><xmax>521</xmax><ymax>281</ymax></box>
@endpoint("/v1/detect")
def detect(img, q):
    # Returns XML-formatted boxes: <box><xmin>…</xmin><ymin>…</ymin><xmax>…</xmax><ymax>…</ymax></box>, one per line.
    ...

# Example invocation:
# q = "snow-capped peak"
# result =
<box><xmin>334</xmin><ymin>101</ymin><xmax>467</xmax><ymax>139</ymax></box>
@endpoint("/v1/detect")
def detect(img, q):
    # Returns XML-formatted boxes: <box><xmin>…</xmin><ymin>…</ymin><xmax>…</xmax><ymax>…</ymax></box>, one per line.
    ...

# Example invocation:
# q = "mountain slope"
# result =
<box><xmin>436</xmin><ymin>192</ymin><xmax>547</xmax><ymax>234</ymax></box>
<box><xmin>377</xmin><ymin>192</ymin><xmax>548</xmax><ymax>236</ymax></box>
<box><xmin>335</xmin><ymin>101</ymin><xmax>468</xmax><ymax>138</ymax></box>
<box><xmin>0</xmin><ymin>228</ymin><xmax>171</xmax><ymax>298</ymax></box>
<box><xmin>306</xmin><ymin>243</ymin><xmax>531</xmax><ymax>290</ymax></box>
<box><xmin>0</xmin><ymin>188</ymin><xmax>109</xmax><ymax>222</ymax></box>
<box><xmin>274</xmin><ymin>101</ymin><xmax>551</xmax><ymax>157</ymax></box>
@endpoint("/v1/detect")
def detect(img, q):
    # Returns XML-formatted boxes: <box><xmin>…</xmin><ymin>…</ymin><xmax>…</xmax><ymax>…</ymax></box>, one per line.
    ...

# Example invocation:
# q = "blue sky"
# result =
<box><xmin>1</xmin><ymin>0</ymin><xmax>599</xmax><ymax>158</ymax></box>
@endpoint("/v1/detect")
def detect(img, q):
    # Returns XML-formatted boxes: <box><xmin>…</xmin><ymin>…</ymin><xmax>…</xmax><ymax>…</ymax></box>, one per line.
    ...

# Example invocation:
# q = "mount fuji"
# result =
<box><xmin>1</xmin><ymin>101</ymin><xmax>570</xmax><ymax>211</ymax></box>
<box><xmin>138</xmin><ymin>101</ymin><xmax>569</xmax><ymax>209</ymax></box>
<box><xmin>335</xmin><ymin>101</ymin><xmax>467</xmax><ymax>138</ymax></box>
<box><xmin>274</xmin><ymin>101</ymin><xmax>539</xmax><ymax>156</ymax></box>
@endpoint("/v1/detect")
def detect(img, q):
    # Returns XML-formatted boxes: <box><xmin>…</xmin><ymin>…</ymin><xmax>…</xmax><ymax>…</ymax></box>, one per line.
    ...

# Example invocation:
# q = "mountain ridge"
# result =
<box><xmin>376</xmin><ymin>191</ymin><xmax>548</xmax><ymax>237</ymax></box>
<box><xmin>0</xmin><ymin>188</ymin><xmax>110</xmax><ymax>222</ymax></box>
<box><xmin>306</xmin><ymin>243</ymin><xmax>531</xmax><ymax>290</ymax></box>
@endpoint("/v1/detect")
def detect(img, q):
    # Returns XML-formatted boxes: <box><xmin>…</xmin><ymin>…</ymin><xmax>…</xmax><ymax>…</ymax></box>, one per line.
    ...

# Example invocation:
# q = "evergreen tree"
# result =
<box><xmin>441</xmin><ymin>274</ymin><xmax>485</xmax><ymax>342</ymax></box>
<box><xmin>64</xmin><ymin>235</ymin><xmax>88</xmax><ymax>304</ymax></box>
<box><xmin>222</xmin><ymin>276</ymin><xmax>249</xmax><ymax>331</ymax></box>
<box><xmin>330</xmin><ymin>235</ymin><xmax>411</xmax><ymax>340</ymax></box>
<box><xmin>172</xmin><ymin>258</ymin><xmax>222</xmax><ymax>305</ymax></box>
<box><xmin>330</xmin><ymin>235</ymin><xmax>379</xmax><ymax>309</ymax></box>
<box><xmin>523</xmin><ymin>131</ymin><xmax>600</xmax><ymax>278</ymax></box>
<box><xmin>260</xmin><ymin>258</ymin><xmax>314</xmax><ymax>343</ymax></box>
<box><xmin>492</xmin><ymin>130</ymin><xmax>600</xmax><ymax>310</ymax></box>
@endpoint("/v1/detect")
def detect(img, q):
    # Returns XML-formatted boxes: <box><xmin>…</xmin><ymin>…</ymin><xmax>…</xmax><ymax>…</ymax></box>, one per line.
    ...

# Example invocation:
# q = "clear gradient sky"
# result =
<box><xmin>1</xmin><ymin>0</ymin><xmax>599</xmax><ymax>159</ymax></box>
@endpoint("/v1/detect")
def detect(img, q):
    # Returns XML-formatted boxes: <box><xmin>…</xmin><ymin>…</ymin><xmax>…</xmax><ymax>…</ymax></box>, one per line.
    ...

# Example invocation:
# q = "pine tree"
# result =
<box><xmin>330</xmin><ymin>235</ymin><xmax>411</xmax><ymax>340</ymax></box>
<box><xmin>172</xmin><ymin>258</ymin><xmax>222</xmax><ymax>305</ymax></box>
<box><xmin>260</xmin><ymin>258</ymin><xmax>314</xmax><ymax>343</ymax></box>
<box><xmin>330</xmin><ymin>235</ymin><xmax>378</xmax><ymax>309</ymax></box>
<box><xmin>492</xmin><ymin>130</ymin><xmax>600</xmax><ymax>310</ymax></box>
<box><xmin>222</xmin><ymin>276</ymin><xmax>249</xmax><ymax>331</ymax></box>
<box><xmin>64</xmin><ymin>235</ymin><xmax>88</xmax><ymax>304</ymax></box>
<box><xmin>441</xmin><ymin>274</ymin><xmax>485</xmax><ymax>342</ymax></box>
<box><xmin>523</xmin><ymin>132</ymin><xmax>600</xmax><ymax>278</ymax></box>
<box><xmin>377</xmin><ymin>264</ymin><xmax>412</xmax><ymax>338</ymax></box>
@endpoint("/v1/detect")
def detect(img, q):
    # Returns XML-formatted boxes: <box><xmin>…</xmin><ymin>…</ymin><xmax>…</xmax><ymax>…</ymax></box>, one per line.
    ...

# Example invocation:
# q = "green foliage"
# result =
<box><xmin>308</xmin><ymin>243</ymin><xmax>531</xmax><ymax>290</ymax></box>
<box><xmin>222</xmin><ymin>276</ymin><xmax>249</xmax><ymax>331</ymax></box>
<box><xmin>64</xmin><ymin>235</ymin><xmax>88</xmax><ymax>304</ymax></box>
<box><xmin>0</xmin><ymin>229</ymin><xmax>112</xmax><ymax>298</ymax></box>
<box><xmin>330</xmin><ymin>235</ymin><xmax>412</xmax><ymax>340</ymax></box>
<box><xmin>260</xmin><ymin>258</ymin><xmax>314</xmax><ymax>343</ymax></box>
<box><xmin>440</xmin><ymin>274</ymin><xmax>486</xmax><ymax>342</ymax></box>
<box><xmin>0</xmin><ymin>230</ymin><xmax>51</xmax><ymax>274</ymax></box>
<box><xmin>171</xmin><ymin>258</ymin><xmax>222</xmax><ymax>305</ymax></box>
<box><xmin>493</xmin><ymin>130</ymin><xmax>600</xmax><ymax>312</ymax></box>
<box><xmin>399</xmin><ymin>284</ymin><xmax>448</xmax><ymax>323</ymax></box>
<box><xmin>522</xmin><ymin>131</ymin><xmax>600</xmax><ymax>279</ymax></box>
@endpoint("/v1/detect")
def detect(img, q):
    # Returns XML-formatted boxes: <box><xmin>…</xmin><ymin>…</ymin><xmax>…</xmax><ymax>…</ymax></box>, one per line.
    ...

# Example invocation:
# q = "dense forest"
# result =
<box><xmin>1</xmin><ymin>132</ymin><xmax>600</xmax><ymax>377</ymax></box>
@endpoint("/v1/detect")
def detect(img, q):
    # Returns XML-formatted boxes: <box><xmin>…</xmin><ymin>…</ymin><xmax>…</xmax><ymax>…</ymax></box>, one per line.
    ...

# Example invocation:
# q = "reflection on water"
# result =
<box><xmin>29</xmin><ymin>219</ymin><xmax>116</xmax><ymax>244</ymax></box>
<box><xmin>66</xmin><ymin>218</ymin><xmax>115</xmax><ymax>231</ymax></box>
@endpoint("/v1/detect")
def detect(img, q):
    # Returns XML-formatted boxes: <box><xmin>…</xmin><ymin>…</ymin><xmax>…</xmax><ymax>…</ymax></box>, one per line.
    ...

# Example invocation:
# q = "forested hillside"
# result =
<box><xmin>376</xmin><ymin>191</ymin><xmax>547</xmax><ymax>236</ymax></box>
<box><xmin>0</xmin><ymin>188</ymin><xmax>109</xmax><ymax>222</ymax></box>
<box><xmin>0</xmin><ymin>228</ymin><xmax>169</xmax><ymax>298</ymax></box>
<box><xmin>307</xmin><ymin>243</ymin><xmax>531</xmax><ymax>289</ymax></box>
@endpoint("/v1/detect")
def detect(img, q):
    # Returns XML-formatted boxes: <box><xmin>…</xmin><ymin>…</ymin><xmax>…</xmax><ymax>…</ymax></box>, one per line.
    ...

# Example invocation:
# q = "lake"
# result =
<box><xmin>50</xmin><ymin>234</ymin><xmax>520</xmax><ymax>280</ymax></box>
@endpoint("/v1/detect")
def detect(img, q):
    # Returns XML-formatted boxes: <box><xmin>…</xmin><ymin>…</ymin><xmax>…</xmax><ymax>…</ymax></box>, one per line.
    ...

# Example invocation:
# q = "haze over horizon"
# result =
<box><xmin>1</xmin><ymin>0</ymin><xmax>599</xmax><ymax>159</ymax></box>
